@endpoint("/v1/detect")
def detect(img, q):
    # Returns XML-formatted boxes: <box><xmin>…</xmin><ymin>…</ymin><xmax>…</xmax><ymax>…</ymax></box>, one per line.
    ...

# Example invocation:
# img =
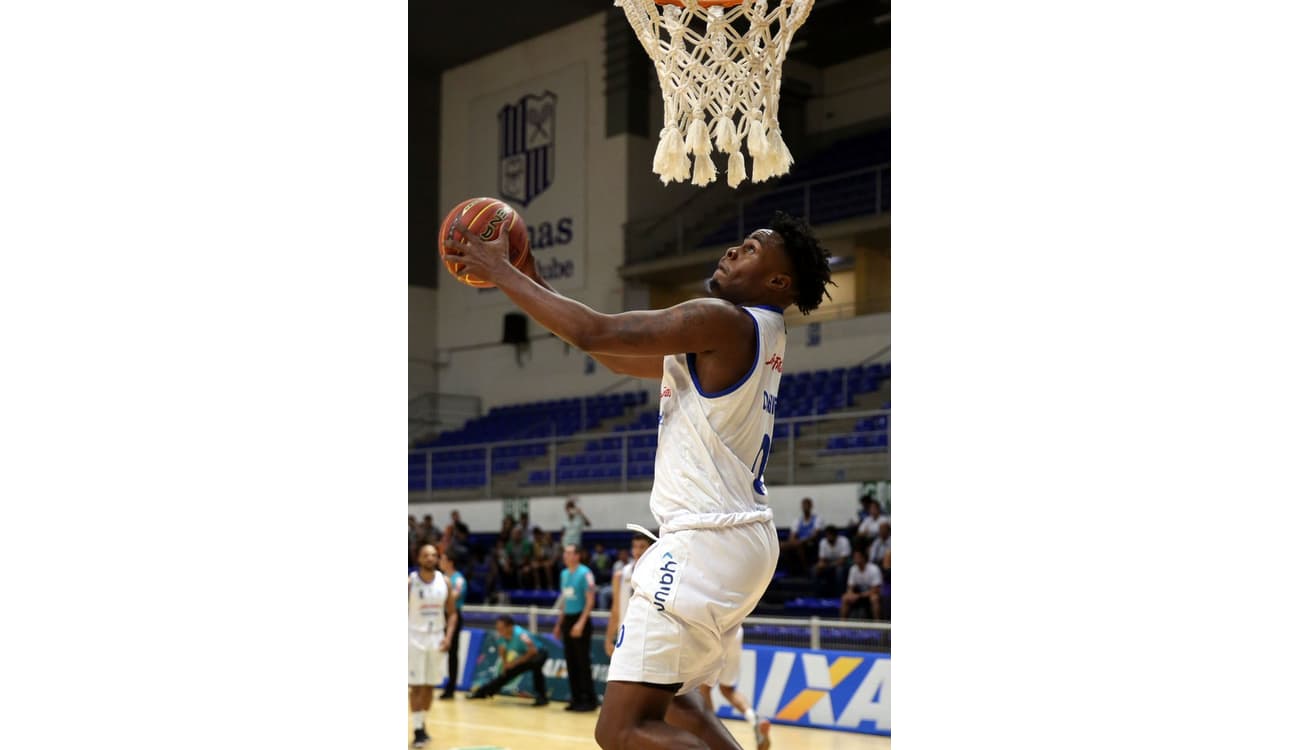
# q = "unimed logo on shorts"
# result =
<box><xmin>652</xmin><ymin>551</ymin><xmax>677</xmax><ymax>612</ymax></box>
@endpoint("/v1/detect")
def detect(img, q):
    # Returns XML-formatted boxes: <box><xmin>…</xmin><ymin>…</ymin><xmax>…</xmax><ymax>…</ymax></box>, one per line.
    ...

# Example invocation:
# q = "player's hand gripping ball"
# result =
<box><xmin>439</xmin><ymin>197</ymin><xmax>531</xmax><ymax>288</ymax></box>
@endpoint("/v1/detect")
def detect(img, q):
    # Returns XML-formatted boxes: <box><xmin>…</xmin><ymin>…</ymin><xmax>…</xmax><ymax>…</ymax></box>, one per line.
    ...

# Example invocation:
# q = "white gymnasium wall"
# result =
<box><xmin>427</xmin><ymin>310</ymin><xmax>889</xmax><ymax>411</ymax></box>
<box><xmin>409</xmin><ymin>482</ymin><xmax>868</xmax><ymax>538</ymax></box>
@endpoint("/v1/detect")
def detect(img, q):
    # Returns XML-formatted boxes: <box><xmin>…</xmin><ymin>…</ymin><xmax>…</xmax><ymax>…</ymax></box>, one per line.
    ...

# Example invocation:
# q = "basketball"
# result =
<box><xmin>439</xmin><ymin>197</ymin><xmax>531</xmax><ymax>288</ymax></box>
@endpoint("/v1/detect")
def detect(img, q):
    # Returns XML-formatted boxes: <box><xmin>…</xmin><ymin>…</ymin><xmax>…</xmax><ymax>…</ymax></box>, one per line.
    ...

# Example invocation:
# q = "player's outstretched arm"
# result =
<box><xmin>517</xmin><ymin>256</ymin><xmax>663</xmax><ymax>380</ymax></box>
<box><xmin>443</xmin><ymin>219</ymin><xmax>751</xmax><ymax>358</ymax></box>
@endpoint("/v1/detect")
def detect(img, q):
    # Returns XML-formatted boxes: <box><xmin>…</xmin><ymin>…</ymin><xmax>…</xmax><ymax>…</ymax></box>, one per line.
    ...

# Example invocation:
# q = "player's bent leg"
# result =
<box><xmin>664</xmin><ymin>688</ymin><xmax>744</xmax><ymax>750</ymax></box>
<box><xmin>596</xmin><ymin>681</ymin><xmax>711</xmax><ymax>750</ymax></box>
<box><xmin>697</xmin><ymin>683</ymin><xmax>715</xmax><ymax>714</ymax></box>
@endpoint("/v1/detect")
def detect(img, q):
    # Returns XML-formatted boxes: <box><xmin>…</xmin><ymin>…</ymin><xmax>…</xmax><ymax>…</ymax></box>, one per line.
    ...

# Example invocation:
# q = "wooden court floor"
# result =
<box><xmin>412</xmin><ymin>694</ymin><xmax>890</xmax><ymax>750</ymax></box>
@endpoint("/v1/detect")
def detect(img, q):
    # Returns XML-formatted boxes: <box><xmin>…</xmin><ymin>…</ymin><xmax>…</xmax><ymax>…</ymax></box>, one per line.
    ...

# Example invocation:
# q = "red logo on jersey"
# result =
<box><xmin>661</xmin><ymin>387</ymin><xmax>672</xmax><ymax>399</ymax></box>
<box><xmin>764</xmin><ymin>354</ymin><xmax>784</xmax><ymax>373</ymax></box>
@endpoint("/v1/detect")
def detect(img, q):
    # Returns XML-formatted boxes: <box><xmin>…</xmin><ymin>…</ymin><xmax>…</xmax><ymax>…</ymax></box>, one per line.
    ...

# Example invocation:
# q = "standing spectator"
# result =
<box><xmin>779</xmin><ymin>497</ymin><xmax>823</xmax><ymax>574</ymax></box>
<box><xmin>561</xmin><ymin>498</ymin><xmax>591</xmax><ymax>550</ymax></box>
<box><xmin>840</xmin><ymin>547</ymin><xmax>883</xmax><ymax>620</ymax></box>
<box><xmin>450</xmin><ymin>509</ymin><xmax>470</xmax><ymax>538</ymax></box>
<box><xmin>855</xmin><ymin>498</ymin><xmax>889</xmax><ymax>545</ymax></box>
<box><xmin>553</xmin><ymin>543</ymin><xmax>597</xmax><ymax>712</ymax></box>
<box><xmin>814</xmin><ymin>525</ymin><xmax>852</xmax><ymax>596</ymax></box>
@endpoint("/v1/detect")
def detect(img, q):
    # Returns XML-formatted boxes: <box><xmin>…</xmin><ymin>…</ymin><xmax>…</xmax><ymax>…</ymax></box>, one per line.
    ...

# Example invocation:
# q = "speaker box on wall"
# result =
<box><xmin>502</xmin><ymin>312</ymin><xmax>528</xmax><ymax>345</ymax></box>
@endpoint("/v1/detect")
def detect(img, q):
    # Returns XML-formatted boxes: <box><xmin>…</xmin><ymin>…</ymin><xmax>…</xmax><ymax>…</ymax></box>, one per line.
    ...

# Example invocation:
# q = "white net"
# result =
<box><xmin>614</xmin><ymin>0</ymin><xmax>814</xmax><ymax>188</ymax></box>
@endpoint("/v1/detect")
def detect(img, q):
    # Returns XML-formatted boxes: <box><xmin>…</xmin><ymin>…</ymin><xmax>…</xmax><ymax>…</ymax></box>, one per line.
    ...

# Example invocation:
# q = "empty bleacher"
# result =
<box><xmin>410</xmin><ymin>361</ymin><xmax>889</xmax><ymax>494</ymax></box>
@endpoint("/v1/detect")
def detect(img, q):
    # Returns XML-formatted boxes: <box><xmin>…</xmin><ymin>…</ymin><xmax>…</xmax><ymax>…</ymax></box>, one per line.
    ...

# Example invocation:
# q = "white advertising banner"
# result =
<box><xmin>466</xmin><ymin>63</ymin><xmax>587</xmax><ymax>296</ymax></box>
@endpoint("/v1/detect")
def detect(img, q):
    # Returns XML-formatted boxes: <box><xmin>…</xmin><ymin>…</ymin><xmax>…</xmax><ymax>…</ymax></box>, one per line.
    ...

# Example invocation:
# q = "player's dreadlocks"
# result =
<box><xmin>770</xmin><ymin>211</ymin><xmax>835</xmax><ymax>315</ymax></box>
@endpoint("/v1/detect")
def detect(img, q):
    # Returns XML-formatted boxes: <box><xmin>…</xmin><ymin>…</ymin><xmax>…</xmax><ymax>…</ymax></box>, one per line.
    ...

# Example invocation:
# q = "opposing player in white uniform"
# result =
<box><xmin>408</xmin><ymin>544</ymin><xmax>457</xmax><ymax>749</ymax></box>
<box><xmin>700</xmin><ymin>626</ymin><xmax>772</xmax><ymax>750</ymax></box>
<box><xmin>445</xmin><ymin>211</ymin><xmax>833</xmax><ymax>750</ymax></box>
<box><xmin>605</xmin><ymin>532</ymin><xmax>652</xmax><ymax>657</ymax></box>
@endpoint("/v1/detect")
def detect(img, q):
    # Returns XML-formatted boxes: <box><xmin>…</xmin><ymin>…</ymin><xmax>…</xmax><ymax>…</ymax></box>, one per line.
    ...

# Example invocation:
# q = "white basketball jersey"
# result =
<box><xmin>650</xmin><ymin>305</ymin><xmax>786</xmax><ymax>525</ymax></box>
<box><xmin>408</xmin><ymin>570</ymin><xmax>448</xmax><ymax>635</ymax></box>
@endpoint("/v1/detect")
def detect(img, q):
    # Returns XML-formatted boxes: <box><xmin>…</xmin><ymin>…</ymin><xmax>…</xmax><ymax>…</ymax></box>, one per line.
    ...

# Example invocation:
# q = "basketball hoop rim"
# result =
<box><xmin>652</xmin><ymin>0</ymin><xmax>748</xmax><ymax>7</ymax></box>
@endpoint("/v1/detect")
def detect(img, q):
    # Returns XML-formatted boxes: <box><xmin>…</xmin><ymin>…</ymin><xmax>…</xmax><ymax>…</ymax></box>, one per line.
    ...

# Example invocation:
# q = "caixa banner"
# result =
<box><xmin>455</xmin><ymin>629</ymin><xmax>889</xmax><ymax>736</ymax></box>
<box><xmin>706</xmin><ymin>644</ymin><xmax>890</xmax><ymax>736</ymax></box>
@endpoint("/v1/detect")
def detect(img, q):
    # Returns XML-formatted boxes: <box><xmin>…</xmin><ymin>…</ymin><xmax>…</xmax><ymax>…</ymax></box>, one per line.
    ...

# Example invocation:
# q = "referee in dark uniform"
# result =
<box><xmin>438</xmin><ymin>551</ymin><xmax>466</xmax><ymax>699</ymax></box>
<box><xmin>552</xmin><ymin>543</ymin><xmax>597</xmax><ymax>711</ymax></box>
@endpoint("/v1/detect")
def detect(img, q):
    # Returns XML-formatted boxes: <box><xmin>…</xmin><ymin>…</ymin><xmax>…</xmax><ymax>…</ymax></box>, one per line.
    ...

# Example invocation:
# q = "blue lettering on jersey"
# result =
<box><xmin>653</xmin><ymin>551</ymin><xmax>677</xmax><ymax>612</ymax></box>
<box><xmin>762</xmin><ymin>391</ymin><xmax>778</xmax><ymax>415</ymax></box>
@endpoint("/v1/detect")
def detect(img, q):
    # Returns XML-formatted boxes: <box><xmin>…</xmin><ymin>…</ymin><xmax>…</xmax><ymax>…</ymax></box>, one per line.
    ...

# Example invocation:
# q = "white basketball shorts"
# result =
<box><xmin>716</xmin><ymin>625</ymin><xmax>744</xmax><ymax>688</ymax></box>
<box><xmin>607</xmin><ymin>519</ymin><xmax>777</xmax><ymax>695</ymax></box>
<box><xmin>408</xmin><ymin>630</ymin><xmax>448</xmax><ymax>686</ymax></box>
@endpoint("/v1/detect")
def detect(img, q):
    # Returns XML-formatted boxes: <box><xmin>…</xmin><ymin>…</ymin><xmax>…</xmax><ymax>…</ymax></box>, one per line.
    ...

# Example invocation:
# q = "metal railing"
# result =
<box><xmin>625</xmin><ymin>163</ymin><xmax>891</xmax><ymax>263</ymax></box>
<box><xmin>409</xmin><ymin>405</ymin><xmax>891</xmax><ymax>499</ymax></box>
<box><xmin>457</xmin><ymin>604</ymin><xmax>891</xmax><ymax>653</ymax></box>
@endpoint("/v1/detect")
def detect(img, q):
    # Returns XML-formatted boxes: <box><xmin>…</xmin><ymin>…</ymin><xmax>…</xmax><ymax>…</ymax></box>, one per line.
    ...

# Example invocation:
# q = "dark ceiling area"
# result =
<box><xmin>410</xmin><ymin>0</ymin><xmax>890</xmax><ymax>287</ymax></box>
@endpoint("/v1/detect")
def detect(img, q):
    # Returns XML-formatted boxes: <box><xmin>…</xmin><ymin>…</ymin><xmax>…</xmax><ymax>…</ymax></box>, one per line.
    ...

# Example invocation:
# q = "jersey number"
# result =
<box><xmin>751</xmin><ymin>433</ymin><xmax>771</xmax><ymax>495</ymax></box>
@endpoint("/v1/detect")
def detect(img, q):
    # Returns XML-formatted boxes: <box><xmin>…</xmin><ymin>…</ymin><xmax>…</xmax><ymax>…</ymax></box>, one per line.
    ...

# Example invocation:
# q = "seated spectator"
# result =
<box><xmin>419</xmin><ymin>514</ymin><xmax>442</xmax><ymax>546</ymax></box>
<box><xmin>868</xmin><ymin>522</ymin><xmax>891</xmax><ymax>568</ymax></box>
<box><xmin>506</xmin><ymin>525</ymin><xmax>534</xmax><ymax>589</ymax></box>
<box><xmin>590</xmin><ymin>543</ymin><xmax>612</xmax><ymax>585</ymax></box>
<box><xmin>855</xmin><ymin>498</ymin><xmax>889</xmax><ymax>545</ymax></box>
<box><xmin>840</xmin><ymin>547</ymin><xmax>883</xmax><ymax>620</ymax></box>
<box><xmin>530</xmin><ymin>527</ymin><xmax>556</xmax><ymax>590</ymax></box>
<box><xmin>814</xmin><ymin>525</ymin><xmax>852</xmax><ymax>597</ymax></box>
<box><xmin>488</xmin><ymin>539</ymin><xmax>511</xmax><ymax>594</ymax></box>
<box><xmin>611</xmin><ymin>548</ymin><xmax>630</xmax><ymax>578</ymax></box>
<box><xmin>779</xmin><ymin>497</ymin><xmax>824</xmax><ymax>575</ymax></box>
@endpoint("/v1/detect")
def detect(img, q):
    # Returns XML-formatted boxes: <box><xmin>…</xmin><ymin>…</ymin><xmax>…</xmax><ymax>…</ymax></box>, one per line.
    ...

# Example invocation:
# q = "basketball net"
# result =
<box><xmin>614</xmin><ymin>0</ymin><xmax>814</xmax><ymax>188</ymax></box>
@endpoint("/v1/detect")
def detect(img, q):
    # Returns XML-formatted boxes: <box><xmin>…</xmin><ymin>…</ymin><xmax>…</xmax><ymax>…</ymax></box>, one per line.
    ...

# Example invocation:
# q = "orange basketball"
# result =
<box><xmin>438</xmin><ymin>197</ymin><xmax>531</xmax><ymax>289</ymax></box>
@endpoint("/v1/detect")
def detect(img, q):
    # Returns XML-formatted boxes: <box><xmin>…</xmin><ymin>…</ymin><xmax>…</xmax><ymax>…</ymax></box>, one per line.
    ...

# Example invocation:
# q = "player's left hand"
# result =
<box><xmin>570</xmin><ymin>623</ymin><xmax>583</xmax><ymax>638</ymax></box>
<box><xmin>443</xmin><ymin>215</ymin><xmax>512</xmax><ymax>285</ymax></box>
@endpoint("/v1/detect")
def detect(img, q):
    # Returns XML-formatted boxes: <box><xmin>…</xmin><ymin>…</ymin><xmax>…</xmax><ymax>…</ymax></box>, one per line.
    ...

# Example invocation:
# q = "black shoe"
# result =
<box><xmin>569</xmin><ymin>702</ymin><xmax>598</xmax><ymax>713</ymax></box>
<box><xmin>534</xmin><ymin>697</ymin><xmax>549</xmax><ymax>707</ymax></box>
<box><xmin>467</xmin><ymin>690</ymin><xmax>490</xmax><ymax>700</ymax></box>
<box><xmin>439</xmin><ymin>691</ymin><xmax>455</xmax><ymax>700</ymax></box>
<box><xmin>411</xmin><ymin>728</ymin><xmax>430</xmax><ymax>748</ymax></box>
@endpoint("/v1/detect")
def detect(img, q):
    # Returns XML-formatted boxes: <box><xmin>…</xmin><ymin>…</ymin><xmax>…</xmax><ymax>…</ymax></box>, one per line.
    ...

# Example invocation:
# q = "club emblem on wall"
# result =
<box><xmin>498</xmin><ymin>92</ymin><xmax>557</xmax><ymax>206</ymax></box>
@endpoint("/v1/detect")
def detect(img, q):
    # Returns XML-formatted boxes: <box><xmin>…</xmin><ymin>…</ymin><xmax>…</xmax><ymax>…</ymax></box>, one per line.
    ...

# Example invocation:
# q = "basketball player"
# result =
<box><xmin>438</xmin><ymin>551</ymin><xmax>467</xmax><ymax>699</ymax></box>
<box><xmin>605</xmin><ymin>532</ymin><xmax>652</xmax><ymax>657</ymax></box>
<box><xmin>445</xmin><ymin>210</ymin><xmax>832</xmax><ymax>750</ymax></box>
<box><xmin>467</xmin><ymin>615</ymin><xmax>550</xmax><ymax>706</ymax></box>
<box><xmin>699</xmin><ymin>627</ymin><xmax>772</xmax><ymax>750</ymax></box>
<box><xmin>409</xmin><ymin>544</ymin><xmax>458</xmax><ymax>749</ymax></box>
